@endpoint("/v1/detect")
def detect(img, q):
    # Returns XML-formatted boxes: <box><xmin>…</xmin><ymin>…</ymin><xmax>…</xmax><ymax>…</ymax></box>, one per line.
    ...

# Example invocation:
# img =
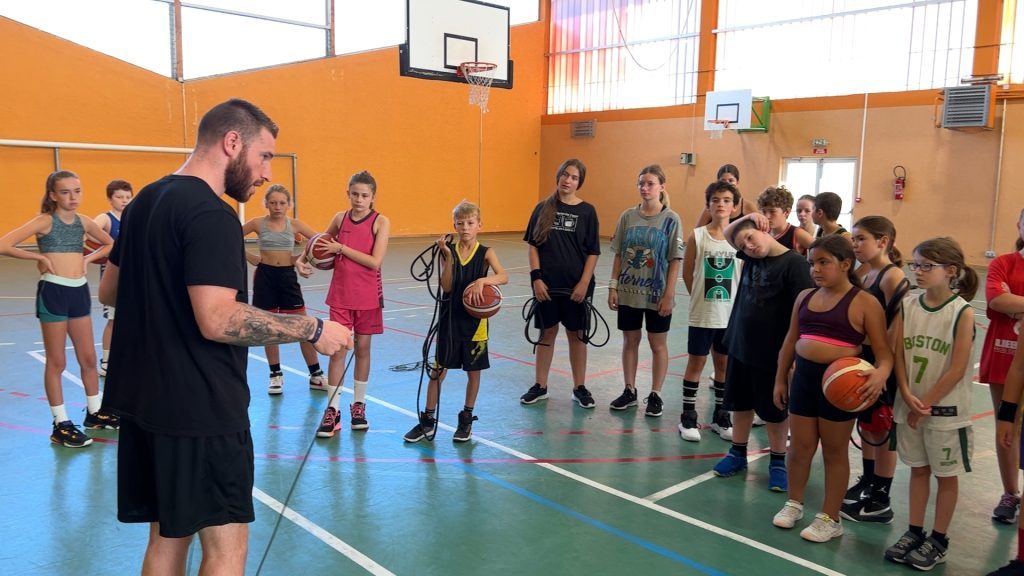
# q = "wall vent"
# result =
<box><xmin>571</xmin><ymin>120</ymin><xmax>596</xmax><ymax>138</ymax></box>
<box><xmin>942</xmin><ymin>85</ymin><xmax>994</xmax><ymax>130</ymax></box>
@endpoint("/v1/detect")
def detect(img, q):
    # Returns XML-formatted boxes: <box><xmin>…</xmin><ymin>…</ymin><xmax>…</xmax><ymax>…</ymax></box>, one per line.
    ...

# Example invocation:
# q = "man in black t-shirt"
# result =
<box><xmin>99</xmin><ymin>99</ymin><xmax>351</xmax><ymax>574</ymax></box>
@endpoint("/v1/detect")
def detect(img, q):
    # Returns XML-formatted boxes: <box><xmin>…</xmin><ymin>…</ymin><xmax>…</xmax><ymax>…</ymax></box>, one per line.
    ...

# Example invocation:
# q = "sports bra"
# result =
<box><xmin>36</xmin><ymin>214</ymin><xmax>84</xmax><ymax>253</ymax></box>
<box><xmin>258</xmin><ymin>217</ymin><xmax>294</xmax><ymax>251</ymax></box>
<box><xmin>798</xmin><ymin>286</ymin><xmax>865</xmax><ymax>348</ymax></box>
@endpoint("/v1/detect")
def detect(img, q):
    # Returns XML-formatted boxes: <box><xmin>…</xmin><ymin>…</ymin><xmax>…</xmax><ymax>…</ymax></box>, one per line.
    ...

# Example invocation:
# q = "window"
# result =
<box><xmin>548</xmin><ymin>0</ymin><xmax>701</xmax><ymax>113</ymax></box>
<box><xmin>716</xmin><ymin>0</ymin><xmax>977</xmax><ymax>98</ymax></box>
<box><xmin>1000</xmin><ymin>0</ymin><xmax>1024</xmax><ymax>83</ymax></box>
<box><xmin>782</xmin><ymin>158</ymin><xmax>858</xmax><ymax>231</ymax></box>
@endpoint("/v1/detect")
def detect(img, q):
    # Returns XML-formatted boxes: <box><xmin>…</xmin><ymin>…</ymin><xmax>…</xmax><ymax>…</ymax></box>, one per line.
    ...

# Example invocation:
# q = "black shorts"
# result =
<box><xmin>36</xmin><ymin>276</ymin><xmax>91</xmax><ymax>323</ymax></box>
<box><xmin>723</xmin><ymin>356</ymin><xmax>787</xmax><ymax>423</ymax></box>
<box><xmin>252</xmin><ymin>263</ymin><xmax>305</xmax><ymax>313</ymax></box>
<box><xmin>436</xmin><ymin>338</ymin><xmax>490</xmax><ymax>372</ymax></box>
<box><xmin>688</xmin><ymin>326</ymin><xmax>727</xmax><ymax>356</ymax></box>
<box><xmin>858</xmin><ymin>346</ymin><xmax>897</xmax><ymax>423</ymax></box>
<box><xmin>534</xmin><ymin>294</ymin><xmax>590</xmax><ymax>332</ymax></box>
<box><xmin>617</xmin><ymin>305</ymin><xmax>671</xmax><ymax>333</ymax></box>
<box><xmin>117</xmin><ymin>418</ymin><xmax>255</xmax><ymax>538</ymax></box>
<box><xmin>788</xmin><ymin>355</ymin><xmax>859</xmax><ymax>422</ymax></box>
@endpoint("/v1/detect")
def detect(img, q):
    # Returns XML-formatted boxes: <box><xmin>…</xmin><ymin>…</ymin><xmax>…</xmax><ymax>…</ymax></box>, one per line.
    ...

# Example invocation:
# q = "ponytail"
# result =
<box><xmin>914</xmin><ymin>237</ymin><xmax>978</xmax><ymax>301</ymax></box>
<box><xmin>853</xmin><ymin>215</ymin><xmax>902</xmax><ymax>267</ymax></box>
<box><xmin>41</xmin><ymin>170</ymin><xmax>79</xmax><ymax>214</ymax></box>
<box><xmin>809</xmin><ymin>235</ymin><xmax>861</xmax><ymax>288</ymax></box>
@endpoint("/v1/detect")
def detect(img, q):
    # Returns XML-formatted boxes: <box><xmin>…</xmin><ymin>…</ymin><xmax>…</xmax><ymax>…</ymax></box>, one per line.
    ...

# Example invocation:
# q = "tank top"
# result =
<box><xmin>774</xmin><ymin>224</ymin><xmax>798</xmax><ymax>250</ymax></box>
<box><xmin>257</xmin><ymin>217</ymin><xmax>294</xmax><ymax>251</ymax></box>
<box><xmin>863</xmin><ymin>263</ymin><xmax>909</xmax><ymax>326</ymax></box>
<box><xmin>440</xmin><ymin>241</ymin><xmax>491</xmax><ymax>342</ymax></box>
<box><xmin>798</xmin><ymin>286</ymin><xmax>865</xmax><ymax>347</ymax></box>
<box><xmin>107</xmin><ymin>211</ymin><xmax>121</xmax><ymax>240</ymax></box>
<box><xmin>37</xmin><ymin>213</ymin><xmax>84</xmax><ymax>253</ymax></box>
<box><xmin>325</xmin><ymin>211</ymin><xmax>383</xmax><ymax>311</ymax></box>
<box><xmin>687</xmin><ymin>226</ymin><xmax>741</xmax><ymax>329</ymax></box>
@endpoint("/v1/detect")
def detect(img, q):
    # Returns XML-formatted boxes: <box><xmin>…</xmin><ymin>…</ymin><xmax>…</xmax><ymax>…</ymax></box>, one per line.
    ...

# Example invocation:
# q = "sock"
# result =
<box><xmin>1017</xmin><ymin>528</ymin><xmax>1024</xmax><ymax>561</ymax></box>
<box><xmin>682</xmin><ymin>379</ymin><xmax>699</xmax><ymax>412</ymax></box>
<box><xmin>86</xmin><ymin>394</ymin><xmax>102</xmax><ymax>415</ymax></box>
<box><xmin>463</xmin><ymin>405</ymin><xmax>474</xmax><ymax>414</ymax></box>
<box><xmin>729</xmin><ymin>442</ymin><xmax>748</xmax><ymax>459</ymax></box>
<box><xmin>713</xmin><ymin>380</ymin><xmax>726</xmax><ymax>409</ymax></box>
<box><xmin>871</xmin><ymin>475</ymin><xmax>893</xmax><ymax>504</ymax></box>
<box><xmin>101</xmin><ymin>349</ymin><xmax>109</xmax><ymax>362</ymax></box>
<box><xmin>353</xmin><ymin>379</ymin><xmax>367</xmax><ymax>404</ymax></box>
<box><xmin>425</xmin><ymin>407</ymin><xmax>436</xmax><ymax>419</ymax></box>
<box><xmin>327</xmin><ymin>385</ymin><xmax>341</xmax><ymax>410</ymax></box>
<box><xmin>308</xmin><ymin>363</ymin><xmax>322</xmax><ymax>376</ymax></box>
<box><xmin>769</xmin><ymin>451</ymin><xmax>786</xmax><ymax>468</ymax></box>
<box><xmin>269</xmin><ymin>363</ymin><xmax>282</xmax><ymax>375</ymax></box>
<box><xmin>909</xmin><ymin>525</ymin><xmax>925</xmax><ymax>537</ymax></box>
<box><xmin>930</xmin><ymin>531</ymin><xmax>948</xmax><ymax>548</ymax></box>
<box><xmin>50</xmin><ymin>404</ymin><xmax>69</xmax><ymax>424</ymax></box>
<box><xmin>861</xmin><ymin>457</ymin><xmax>876</xmax><ymax>487</ymax></box>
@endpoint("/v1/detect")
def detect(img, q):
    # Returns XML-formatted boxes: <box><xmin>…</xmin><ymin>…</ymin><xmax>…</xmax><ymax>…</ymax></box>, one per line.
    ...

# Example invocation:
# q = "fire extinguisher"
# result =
<box><xmin>893</xmin><ymin>165</ymin><xmax>907</xmax><ymax>200</ymax></box>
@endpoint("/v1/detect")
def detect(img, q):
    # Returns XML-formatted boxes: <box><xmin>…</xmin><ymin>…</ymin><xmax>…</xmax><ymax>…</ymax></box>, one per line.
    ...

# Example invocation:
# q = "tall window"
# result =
<box><xmin>782</xmin><ymin>158</ymin><xmax>858</xmax><ymax>231</ymax></box>
<box><xmin>1000</xmin><ymin>0</ymin><xmax>1024</xmax><ymax>83</ymax></box>
<box><xmin>548</xmin><ymin>0</ymin><xmax>701</xmax><ymax>114</ymax></box>
<box><xmin>716</xmin><ymin>0</ymin><xmax>978</xmax><ymax>98</ymax></box>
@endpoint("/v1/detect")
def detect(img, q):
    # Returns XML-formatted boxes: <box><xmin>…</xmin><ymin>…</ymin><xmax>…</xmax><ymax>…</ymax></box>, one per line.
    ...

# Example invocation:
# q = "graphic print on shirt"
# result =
<box><xmin>703</xmin><ymin>251</ymin><xmax>736</xmax><ymax>302</ymax></box>
<box><xmin>554</xmin><ymin>211</ymin><xmax>578</xmax><ymax>232</ymax></box>
<box><xmin>618</xmin><ymin>219</ymin><xmax>673</xmax><ymax>305</ymax></box>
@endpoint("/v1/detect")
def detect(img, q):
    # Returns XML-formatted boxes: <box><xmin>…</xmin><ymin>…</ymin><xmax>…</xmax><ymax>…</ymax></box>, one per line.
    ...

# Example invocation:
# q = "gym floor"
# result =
<box><xmin>0</xmin><ymin>232</ymin><xmax>1012</xmax><ymax>575</ymax></box>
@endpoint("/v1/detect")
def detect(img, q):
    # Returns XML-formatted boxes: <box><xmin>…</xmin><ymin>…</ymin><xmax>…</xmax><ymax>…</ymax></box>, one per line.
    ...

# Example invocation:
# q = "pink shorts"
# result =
<box><xmin>329</xmin><ymin>307</ymin><xmax>384</xmax><ymax>335</ymax></box>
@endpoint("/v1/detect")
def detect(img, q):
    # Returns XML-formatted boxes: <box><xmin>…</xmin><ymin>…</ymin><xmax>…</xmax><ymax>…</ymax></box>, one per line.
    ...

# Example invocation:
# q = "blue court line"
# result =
<box><xmin>413</xmin><ymin>446</ymin><xmax>727</xmax><ymax>576</ymax></box>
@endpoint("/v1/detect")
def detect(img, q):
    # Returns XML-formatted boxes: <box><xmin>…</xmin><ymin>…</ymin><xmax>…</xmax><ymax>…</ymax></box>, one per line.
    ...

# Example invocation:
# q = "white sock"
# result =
<box><xmin>50</xmin><ymin>404</ymin><xmax>69</xmax><ymax>424</ymax></box>
<box><xmin>101</xmin><ymin>349</ymin><xmax>109</xmax><ymax>362</ymax></box>
<box><xmin>327</xmin><ymin>385</ymin><xmax>341</xmax><ymax>410</ymax></box>
<box><xmin>353</xmin><ymin>379</ymin><xmax>367</xmax><ymax>404</ymax></box>
<box><xmin>86</xmin><ymin>394</ymin><xmax>102</xmax><ymax>415</ymax></box>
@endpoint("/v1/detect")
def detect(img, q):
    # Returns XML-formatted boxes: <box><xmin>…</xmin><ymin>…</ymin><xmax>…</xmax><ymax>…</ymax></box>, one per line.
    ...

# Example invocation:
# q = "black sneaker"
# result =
<box><xmin>453</xmin><ymin>410</ymin><xmax>478</xmax><ymax>442</ymax></box>
<box><xmin>403</xmin><ymin>412</ymin><xmax>437</xmax><ymax>443</ymax></box>
<box><xmin>905</xmin><ymin>536</ymin><xmax>947</xmax><ymax>570</ymax></box>
<box><xmin>572</xmin><ymin>385</ymin><xmax>595</xmax><ymax>408</ymax></box>
<box><xmin>350</xmin><ymin>402</ymin><xmax>369</xmax><ymax>430</ymax></box>
<box><xmin>83</xmin><ymin>408</ymin><xmax>120</xmax><ymax>430</ymax></box>
<box><xmin>844</xmin><ymin>475</ymin><xmax>872</xmax><ymax>505</ymax></box>
<box><xmin>644</xmin><ymin>392</ymin><xmax>663</xmax><ymax>417</ymax></box>
<box><xmin>994</xmin><ymin>493</ymin><xmax>1021</xmax><ymax>524</ymax></box>
<box><xmin>840</xmin><ymin>498</ymin><xmax>894</xmax><ymax>524</ymax></box>
<box><xmin>50</xmin><ymin>420</ymin><xmax>93</xmax><ymax>448</ymax></box>
<box><xmin>989</xmin><ymin>560</ymin><xmax>1024</xmax><ymax>575</ymax></box>
<box><xmin>885</xmin><ymin>530</ymin><xmax>927</xmax><ymax>564</ymax></box>
<box><xmin>520</xmin><ymin>383</ymin><xmax>548</xmax><ymax>404</ymax></box>
<box><xmin>609</xmin><ymin>387</ymin><xmax>637</xmax><ymax>410</ymax></box>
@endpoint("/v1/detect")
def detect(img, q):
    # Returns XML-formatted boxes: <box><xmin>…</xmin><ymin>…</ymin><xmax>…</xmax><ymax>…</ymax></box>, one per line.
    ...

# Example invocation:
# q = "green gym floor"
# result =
<box><xmin>0</xmin><ymin>233</ymin><xmax>1014</xmax><ymax>575</ymax></box>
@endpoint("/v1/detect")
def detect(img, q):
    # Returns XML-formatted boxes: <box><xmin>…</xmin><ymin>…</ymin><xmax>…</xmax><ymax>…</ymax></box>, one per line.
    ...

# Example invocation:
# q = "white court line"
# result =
<box><xmin>27</xmin><ymin>350</ymin><xmax>84</xmax><ymax>389</ymax></box>
<box><xmin>380</xmin><ymin>306</ymin><xmax>430</xmax><ymax>313</ymax></box>
<box><xmin>262</xmin><ymin>356</ymin><xmax>844</xmax><ymax>576</ymax></box>
<box><xmin>644</xmin><ymin>453</ymin><xmax>769</xmax><ymax>503</ymax></box>
<box><xmin>0</xmin><ymin>342</ymin><xmax>14</xmax><ymax>346</ymax></box>
<box><xmin>251</xmin><ymin>488</ymin><xmax>395</xmax><ymax>576</ymax></box>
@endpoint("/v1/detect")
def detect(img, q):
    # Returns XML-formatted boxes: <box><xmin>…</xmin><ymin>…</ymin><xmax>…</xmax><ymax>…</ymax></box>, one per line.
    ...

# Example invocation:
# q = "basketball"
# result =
<box><xmin>83</xmin><ymin>238</ymin><xmax>107</xmax><ymax>265</ymax></box>
<box><xmin>822</xmin><ymin>357</ymin><xmax>874</xmax><ymax>412</ymax></box>
<box><xmin>304</xmin><ymin>233</ymin><xmax>335</xmax><ymax>270</ymax></box>
<box><xmin>463</xmin><ymin>284</ymin><xmax>501</xmax><ymax>319</ymax></box>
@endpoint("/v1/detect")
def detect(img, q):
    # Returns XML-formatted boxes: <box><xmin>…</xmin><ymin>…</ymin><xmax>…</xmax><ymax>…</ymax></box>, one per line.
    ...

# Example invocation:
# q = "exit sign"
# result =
<box><xmin>812</xmin><ymin>138</ymin><xmax>829</xmax><ymax>147</ymax></box>
<box><xmin>812</xmin><ymin>147</ymin><xmax>828</xmax><ymax>155</ymax></box>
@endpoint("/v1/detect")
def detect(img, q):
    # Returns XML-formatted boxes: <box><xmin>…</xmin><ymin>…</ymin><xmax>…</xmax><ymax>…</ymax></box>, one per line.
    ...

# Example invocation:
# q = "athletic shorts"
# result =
<box><xmin>330</xmin><ymin>307</ymin><xmax>384</xmax><ymax>335</ymax></box>
<box><xmin>533</xmin><ymin>294</ymin><xmax>590</xmax><ymax>332</ymax></box>
<box><xmin>688</xmin><ymin>326</ymin><xmax>727</xmax><ymax>356</ymax></box>
<box><xmin>117</xmin><ymin>418</ymin><xmax>255</xmax><ymax>538</ymax></box>
<box><xmin>252</xmin><ymin>263</ymin><xmax>305</xmax><ymax>313</ymax></box>
<box><xmin>36</xmin><ymin>274</ymin><xmax>90</xmax><ymax>323</ymax></box>
<box><xmin>789</xmin><ymin>355</ymin><xmax>859</xmax><ymax>422</ymax></box>
<box><xmin>723</xmin><ymin>356</ymin><xmax>787</xmax><ymax>423</ymax></box>
<box><xmin>436</xmin><ymin>338</ymin><xmax>489</xmax><ymax>372</ymax></box>
<box><xmin>857</xmin><ymin>347</ymin><xmax>897</xmax><ymax>423</ymax></box>
<box><xmin>894</xmin><ymin>423</ymin><xmax>973</xmax><ymax>477</ymax></box>
<box><xmin>617</xmin><ymin>304</ymin><xmax>671</xmax><ymax>333</ymax></box>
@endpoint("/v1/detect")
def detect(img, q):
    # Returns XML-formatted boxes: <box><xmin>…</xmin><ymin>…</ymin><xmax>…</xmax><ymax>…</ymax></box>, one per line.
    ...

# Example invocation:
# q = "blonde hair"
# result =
<box><xmin>638</xmin><ymin>164</ymin><xmax>669</xmax><ymax>209</ymax></box>
<box><xmin>453</xmin><ymin>200</ymin><xmax>480</xmax><ymax>220</ymax></box>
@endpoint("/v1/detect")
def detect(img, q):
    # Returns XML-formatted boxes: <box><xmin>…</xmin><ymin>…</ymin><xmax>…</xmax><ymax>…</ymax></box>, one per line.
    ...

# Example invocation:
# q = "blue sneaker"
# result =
<box><xmin>769</xmin><ymin>465</ymin><xmax>788</xmax><ymax>492</ymax></box>
<box><xmin>713</xmin><ymin>452</ymin><xmax>748</xmax><ymax>477</ymax></box>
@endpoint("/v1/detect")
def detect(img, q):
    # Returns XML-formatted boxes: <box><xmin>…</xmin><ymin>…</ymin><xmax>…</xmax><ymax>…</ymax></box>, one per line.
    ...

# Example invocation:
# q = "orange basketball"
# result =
<box><xmin>83</xmin><ymin>238</ymin><xmax>108</xmax><ymax>265</ymax></box>
<box><xmin>822</xmin><ymin>357</ymin><xmax>874</xmax><ymax>412</ymax></box>
<box><xmin>304</xmin><ymin>233</ymin><xmax>335</xmax><ymax>270</ymax></box>
<box><xmin>463</xmin><ymin>284</ymin><xmax>502</xmax><ymax>319</ymax></box>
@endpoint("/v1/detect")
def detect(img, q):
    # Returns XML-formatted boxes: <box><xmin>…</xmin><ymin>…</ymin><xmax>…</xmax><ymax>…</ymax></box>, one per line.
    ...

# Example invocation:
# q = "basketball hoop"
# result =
<box><xmin>708</xmin><ymin>119</ymin><xmax>733</xmax><ymax>140</ymax></box>
<box><xmin>457</xmin><ymin>61</ymin><xmax>497</xmax><ymax>113</ymax></box>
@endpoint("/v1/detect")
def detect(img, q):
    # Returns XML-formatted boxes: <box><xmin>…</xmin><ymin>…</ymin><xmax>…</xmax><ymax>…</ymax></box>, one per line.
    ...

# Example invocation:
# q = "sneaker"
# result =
<box><xmin>572</xmin><ymin>385</ymin><xmax>595</xmax><ymax>408</ymax></box>
<box><xmin>678</xmin><ymin>410</ymin><xmax>701</xmax><ymax>442</ymax></box>
<box><xmin>769</xmin><ymin>464</ymin><xmax>788</xmax><ymax>492</ymax></box>
<box><xmin>83</xmin><ymin>408</ymin><xmax>120</xmax><ymax>430</ymax></box>
<box><xmin>609</xmin><ymin>387</ymin><xmax>637</xmax><ymax>410</ymax></box>
<box><xmin>713</xmin><ymin>452</ymin><xmax>747</xmax><ymax>477</ymax></box>
<box><xmin>772</xmin><ymin>499</ymin><xmax>804</xmax><ymax>528</ymax></box>
<box><xmin>316</xmin><ymin>407</ymin><xmax>341</xmax><ymax>438</ymax></box>
<box><xmin>905</xmin><ymin>536</ymin><xmax>948</xmax><ymax>571</ymax></box>
<box><xmin>308</xmin><ymin>371</ymin><xmax>328</xmax><ymax>392</ymax></box>
<box><xmin>50</xmin><ymin>420</ymin><xmax>93</xmax><ymax>448</ymax></box>
<box><xmin>840</xmin><ymin>498</ymin><xmax>894</xmax><ymax>524</ymax></box>
<box><xmin>710</xmin><ymin>409</ymin><xmax>733</xmax><ymax>441</ymax></box>
<box><xmin>844</xmin><ymin>475</ymin><xmax>872</xmax><ymax>505</ymax></box>
<box><xmin>350</xmin><ymin>402</ymin><xmax>369</xmax><ymax>430</ymax></box>
<box><xmin>800</xmin><ymin>513</ymin><xmax>843</xmax><ymax>543</ymax></box>
<box><xmin>453</xmin><ymin>410</ymin><xmax>478</xmax><ymax>442</ymax></box>
<box><xmin>520</xmin><ymin>383</ymin><xmax>548</xmax><ymax>405</ymax></box>
<box><xmin>268</xmin><ymin>372</ymin><xmax>284</xmax><ymax>395</ymax></box>
<box><xmin>989</xmin><ymin>560</ymin><xmax>1024</xmax><ymax>575</ymax></box>
<box><xmin>994</xmin><ymin>493</ymin><xmax>1021</xmax><ymax>524</ymax></box>
<box><xmin>885</xmin><ymin>530</ymin><xmax>927</xmax><ymax>564</ymax></box>
<box><xmin>752</xmin><ymin>414</ymin><xmax>766</xmax><ymax>426</ymax></box>
<box><xmin>644</xmin><ymin>392</ymin><xmax>663</xmax><ymax>417</ymax></box>
<box><xmin>403</xmin><ymin>412</ymin><xmax>437</xmax><ymax>443</ymax></box>
<box><xmin>98</xmin><ymin>360</ymin><xmax>108</xmax><ymax>377</ymax></box>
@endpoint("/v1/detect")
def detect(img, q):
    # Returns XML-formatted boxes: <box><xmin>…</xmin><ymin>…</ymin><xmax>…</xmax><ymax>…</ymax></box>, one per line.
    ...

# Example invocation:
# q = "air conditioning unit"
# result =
<box><xmin>571</xmin><ymin>120</ymin><xmax>596</xmax><ymax>138</ymax></box>
<box><xmin>941</xmin><ymin>85</ymin><xmax>994</xmax><ymax>130</ymax></box>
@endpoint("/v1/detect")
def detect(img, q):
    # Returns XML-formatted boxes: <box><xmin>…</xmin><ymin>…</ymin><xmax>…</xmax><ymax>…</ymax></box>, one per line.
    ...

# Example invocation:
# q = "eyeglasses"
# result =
<box><xmin>908</xmin><ymin>262</ymin><xmax>944</xmax><ymax>272</ymax></box>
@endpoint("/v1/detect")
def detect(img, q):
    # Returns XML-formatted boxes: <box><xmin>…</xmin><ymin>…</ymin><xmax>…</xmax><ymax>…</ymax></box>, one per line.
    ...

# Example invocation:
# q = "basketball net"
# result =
<box><xmin>708</xmin><ymin>119</ymin><xmax>732</xmax><ymax>140</ymax></box>
<box><xmin>459</xmin><ymin>62</ymin><xmax>496</xmax><ymax>113</ymax></box>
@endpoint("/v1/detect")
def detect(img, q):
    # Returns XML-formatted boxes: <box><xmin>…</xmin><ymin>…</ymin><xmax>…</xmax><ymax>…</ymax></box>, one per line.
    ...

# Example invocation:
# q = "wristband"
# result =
<box><xmin>530</xmin><ymin>269</ymin><xmax>543</xmax><ymax>282</ymax></box>
<box><xmin>997</xmin><ymin>401</ymin><xmax>1020</xmax><ymax>423</ymax></box>
<box><xmin>608</xmin><ymin>279</ymin><xmax>619</xmax><ymax>290</ymax></box>
<box><xmin>308</xmin><ymin>317</ymin><xmax>324</xmax><ymax>344</ymax></box>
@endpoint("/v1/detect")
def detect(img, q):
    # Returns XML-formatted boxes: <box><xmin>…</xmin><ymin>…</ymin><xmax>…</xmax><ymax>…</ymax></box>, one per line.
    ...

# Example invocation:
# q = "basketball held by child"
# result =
<box><xmin>83</xmin><ymin>238</ymin><xmax>108</xmax><ymax>265</ymax></box>
<box><xmin>304</xmin><ymin>233</ymin><xmax>335</xmax><ymax>270</ymax></box>
<box><xmin>822</xmin><ymin>357</ymin><xmax>874</xmax><ymax>412</ymax></box>
<box><xmin>463</xmin><ymin>284</ymin><xmax>502</xmax><ymax>319</ymax></box>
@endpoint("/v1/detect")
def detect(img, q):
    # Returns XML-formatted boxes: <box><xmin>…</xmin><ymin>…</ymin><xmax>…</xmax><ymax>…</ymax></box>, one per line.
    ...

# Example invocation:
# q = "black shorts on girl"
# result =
<box><xmin>789</xmin><ymin>355</ymin><xmax>859</xmax><ymax>422</ymax></box>
<box><xmin>616</xmin><ymin>304</ymin><xmax>671</xmax><ymax>333</ymax></box>
<box><xmin>534</xmin><ymin>293</ymin><xmax>590</xmax><ymax>332</ymax></box>
<box><xmin>251</xmin><ymin>263</ymin><xmax>305</xmax><ymax>312</ymax></box>
<box><xmin>436</xmin><ymin>338</ymin><xmax>490</xmax><ymax>372</ymax></box>
<box><xmin>36</xmin><ymin>274</ymin><xmax>91</xmax><ymax>323</ymax></box>
<box><xmin>857</xmin><ymin>346</ymin><xmax>897</xmax><ymax>424</ymax></box>
<box><xmin>723</xmin><ymin>356</ymin><xmax>787</xmax><ymax>423</ymax></box>
<box><xmin>688</xmin><ymin>326</ymin><xmax>727</xmax><ymax>356</ymax></box>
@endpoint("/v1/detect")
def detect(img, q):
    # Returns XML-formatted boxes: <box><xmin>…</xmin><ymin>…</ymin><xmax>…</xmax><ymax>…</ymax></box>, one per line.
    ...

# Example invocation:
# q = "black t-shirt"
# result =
<box><xmin>439</xmin><ymin>241</ymin><xmax>490</xmax><ymax>341</ymax></box>
<box><xmin>523</xmin><ymin>199</ymin><xmax>601</xmax><ymax>294</ymax></box>
<box><xmin>724</xmin><ymin>249</ymin><xmax>813</xmax><ymax>370</ymax></box>
<box><xmin>105</xmin><ymin>175</ymin><xmax>249</xmax><ymax>436</ymax></box>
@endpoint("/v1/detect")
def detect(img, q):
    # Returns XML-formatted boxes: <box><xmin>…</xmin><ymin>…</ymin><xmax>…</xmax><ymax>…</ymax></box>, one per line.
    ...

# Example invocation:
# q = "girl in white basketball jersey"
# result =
<box><xmin>884</xmin><ymin>237</ymin><xmax>978</xmax><ymax>570</ymax></box>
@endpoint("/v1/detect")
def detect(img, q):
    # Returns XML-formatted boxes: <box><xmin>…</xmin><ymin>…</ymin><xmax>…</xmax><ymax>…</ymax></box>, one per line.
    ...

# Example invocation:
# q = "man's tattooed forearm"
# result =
<box><xmin>222</xmin><ymin>305</ymin><xmax>315</xmax><ymax>345</ymax></box>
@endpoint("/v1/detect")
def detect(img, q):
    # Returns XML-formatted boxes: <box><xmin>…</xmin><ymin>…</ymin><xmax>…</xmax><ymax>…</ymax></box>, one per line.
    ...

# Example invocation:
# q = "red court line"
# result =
<box><xmin>0</xmin><ymin>421</ymin><xmax>117</xmax><ymax>444</ymax></box>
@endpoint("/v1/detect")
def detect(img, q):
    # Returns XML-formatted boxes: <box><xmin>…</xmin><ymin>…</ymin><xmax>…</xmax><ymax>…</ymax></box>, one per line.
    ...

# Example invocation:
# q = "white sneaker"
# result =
<box><xmin>710</xmin><ymin>409</ymin><xmax>733</xmax><ymax>441</ymax></box>
<box><xmin>773</xmin><ymin>500</ymin><xmax>804</xmax><ymax>529</ymax></box>
<box><xmin>98</xmin><ymin>360</ymin><xmax>108</xmax><ymax>377</ymax></box>
<box><xmin>268</xmin><ymin>373</ymin><xmax>284</xmax><ymax>395</ymax></box>
<box><xmin>800</xmin><ymin>513</ymin><xmax>843</xmax><ymax>543</ymax></box>
<box><xmin>752</xmin><ymin>414</ymin><xmax>766</xmax><ymax>427</ymax></box>
<box><xmin>678</xmin><ymin>410</ymin><xmax>701</xmax><ymax>442</ymax></box>
<box><xmin>308</xmin><ymin>372</ymin><xmax>328</xmax><ymax>392</ymax></box>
